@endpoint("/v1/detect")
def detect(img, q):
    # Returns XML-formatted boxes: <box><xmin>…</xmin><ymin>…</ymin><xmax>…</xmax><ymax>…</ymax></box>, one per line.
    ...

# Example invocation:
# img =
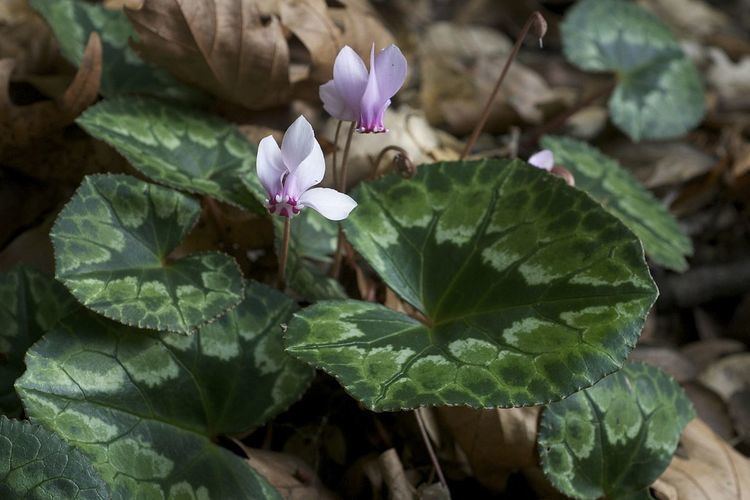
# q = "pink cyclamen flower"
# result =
<box><xmin>257</xmin><ymin>116</ymin><xmax>357</xmax><ymax>221</ymax></box>
<box><xmin>528</xmin><ymin>149</ymin><xmax>554</xmax><ymax>171</ymax></box>
<box><xmin>319</xmin><ymin>44</ymin><xmax>407</xmax><ymax>133</ymax></box>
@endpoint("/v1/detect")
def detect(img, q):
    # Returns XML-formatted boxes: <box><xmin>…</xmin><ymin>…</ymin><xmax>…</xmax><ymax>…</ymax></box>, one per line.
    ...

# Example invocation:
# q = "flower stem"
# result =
<box><xmin>460</xmin><ymin>11</ymin><xmax>547</xmax><ymax>160</ymax></box>
<box><xmin>414</xmin><ymin>409</ymin><xmax>449</xmax><ymax>494</ymax></box>
<box><xmin>277</xmin><ymin>217</ymin><xmax>291</xmax><ymax>290</ymax></box>
<box><xmin>331</xmin><ymin>122</ymin><xmax>357</xmax><ymax>279</ymax></box>
<box><xmin>332</xmin><ymin>120</ymin><xmax>343</xmax><ymax>188</ymax></box>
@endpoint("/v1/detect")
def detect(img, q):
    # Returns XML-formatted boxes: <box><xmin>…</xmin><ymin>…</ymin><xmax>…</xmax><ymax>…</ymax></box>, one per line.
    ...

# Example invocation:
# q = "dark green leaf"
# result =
<box><xmin>275</xmin><ymin>210</ymin><xmax>346</xmax><ymax>301</ymax></box>
<box><xmin>541</xmin><ymin>136</ymin><xmax>692</xmax><ymax>271</ymax></box>
<box><xmin>561</xmin><ymin>0</ymin><xmax>704</xmax><ymax>140</ymax></box>
<box><xmin>16</xmin><ymin>281</ymin><xmax>306</xmax><ymax>498</ymax></box>
<box><xmin>51</xmin><ymin>174</ymin><xmax>244</xmax><ymax>333</ymax></box>
<box><xmin>286</xmin><ymin>160</ymin><xmax>657</xmax><ymax>410</ymax></box>
<box><xmin>538</xmin><ymin>363</ymin><xmax>694</xmax><ymax>499</ymax></box>
<box><xmin>78</xmin><ymin>96</ymin><xmax>263</xmax><ymax>211</ymax></box>
<box><xmin>30</xmin><ymin>0</ymin><xmax>202</xmax><ymax>101</ymax></box>
<box><xmin>0</xmin><ymin>267</ymin><xmax>76</xmax><ymax>417</ymax></box>
<box><xmin>0</xmin><ymin>416</ymin><xmax>109</xmax><ymax>499</ymax></box>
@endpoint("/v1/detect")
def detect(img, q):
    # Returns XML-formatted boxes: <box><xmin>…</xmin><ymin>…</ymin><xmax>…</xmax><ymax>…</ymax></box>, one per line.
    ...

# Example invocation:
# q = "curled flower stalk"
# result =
<box><xmin>256</xmin><ymin>116</ymin><xmax>357</xmax><ymax>288</ymax></box>
<box><xmin>528</xmin><ymin>149</ymin><xmax>575</xmax><ymax>187</ymax></box>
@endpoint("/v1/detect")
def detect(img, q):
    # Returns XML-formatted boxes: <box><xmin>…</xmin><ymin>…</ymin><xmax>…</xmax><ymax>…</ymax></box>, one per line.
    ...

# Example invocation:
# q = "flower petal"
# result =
<box><xmin>320</xmin><ymin>80</ymin><xmax>357</xmax><ymax>122</ymax></box>
<box><xmin>359</xmin><ymin>44</ymin><xmax>385</xmax><ymax>132</ymax></box>
<box><xmin>528</xmin><ymin>149</ymin><xmax>554</xmax><ymax>171</ymax></box>
<box><xmin>281</xmin><ymin>115</ymin><xmax>316</xmax><ymax>171</ymax></box>
<box><xmin>299</xmin><ymin>187</ymin><xmax>358</xmax><ymax>221</ymax></box>
<box><xmin>333</xmin><ymin>46</ymin><xmax>369</xmax><ymax>114</ymax></box>
<box><xmin>374</xmin><ymin>44</ymin><xmax>407</xmax><ymax>100</ymax></box>
<box><xmin>285</xmin><ymin>140</ymin><xmax>325</xmax><ymax>199</ymax></box>
<box><xmin>257</xmin><ymin>135</ymin><xmax>286</xmax><ymax>196</ymax></box>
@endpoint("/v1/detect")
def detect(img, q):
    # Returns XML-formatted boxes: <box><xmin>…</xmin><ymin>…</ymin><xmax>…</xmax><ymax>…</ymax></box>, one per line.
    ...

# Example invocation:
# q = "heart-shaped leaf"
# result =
<box><xmin>561</xmin><ymin>0</ymin><xmax>704</xmax><ymax>141</ymax></box>
<box><xmin>538</xmin><ymin>362</ymin><xmax>694</xmax><ymax>499</ymax></box>
<box><xmin>286</xmin><ymin>160</ymin><xmax>657</xmax><ymax>410</ymax></box>
<box><xmin>51</xmin><ymin>174</ymin><xmax>244</xmax><ymax>333</ymax></box>
<box><xmin>31</xmin><ymin>0</ymin><xmax>202</xmax><ymax>101</ymax></box>
<box><xmin>78</xmin><ymin>96</ymin><xmax>263</xmax><ymax>211</ymax></box>
<box><xmin>541</xmin><ymin>136</ymin><xmax>692</xmax><ymax>272</ymax></box>
<box><xmin>0</xmin><ymin>267</ymin><xmax>77</xmax><ymax>417</ymax></box>
<box><xmin>16</xmin><ymin>281</ymin><xmax>308</xmax><ymax>498</ymax></box>
<box><xmin>0</xmin><ymin>416</ymin><xmax>109</xmax><ymax>499</ymax></box>
<box><xmin>275</xmin><ymin>210</ymin><xmax>346</xmax><ymax>301</ymax></box>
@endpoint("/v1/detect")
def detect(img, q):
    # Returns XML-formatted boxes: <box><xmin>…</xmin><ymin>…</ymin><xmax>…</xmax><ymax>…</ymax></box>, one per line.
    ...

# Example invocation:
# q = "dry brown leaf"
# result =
<box><xmin>126</xmin><ymin>0</ymin><xmax>392</xmax><ymax>110</ymax></box>
<box><xmin>245</xmin><ymin>448</ymin><xmax>337</xmax><ymax>500</ymax></box>
<box><xmin>699</xmin><ymin>353</ymin><xmax>750</xmax><ymax>402</ymax></box>
<box><xmin>436</xmin><ymin>406</ymin><xmax>539</xmax><ymax>492</ymax></box>
<box><xmin>652</xmin><ymin>419</ymin><xmax>750</xmax><ymax>500</ymax></box>
<box><xmin>707</xmin><ymin>49</ymin><xmax>750</xmax><ymax>111</ymax></box>
<box><xmin>379</xmin><ymin>448</ymin><xmax>415</xmax><ymax>500</ymax></box>
<box><xmin>419</xmin><ymin>23</ymin><xmax>560</xmax><ymax>135</ymax></box>
<box><xmin>628</xmin><ymin>346</ymin><xmax>698</xmax><ymax>383</ymax></box>
<box><xmin>0</xmin><ymin>32</ymin><xmax>102</xmax><ymax>152</ymax></box>
<box><xmin>637</xmin><ymin>0</ymin><xmax>729</xmax><ymax>38</ymax></box>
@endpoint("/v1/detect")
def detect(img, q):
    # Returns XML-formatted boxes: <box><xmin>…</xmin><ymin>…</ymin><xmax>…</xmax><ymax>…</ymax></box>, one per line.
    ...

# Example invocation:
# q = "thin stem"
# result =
<box><xmin>414</xmin><ymin>409</ymin><xmax>449</xmax><ymax>493</ymax></box>
<box><xmin>522</xmin><ymin>80</ymin><xmax>616</xmax><ymax>148</ymax></box>
<box><xmin>460</xmin><ymin>11</ymin><xmax>547</xmax><ymax>160</ymax></box>
<box><xmin>277</xmin><ymin>217</ymin><xmax>291</xmax><ymax>290</ymax></box>
<box><xmin>332</xmin><ymin>120</ymin><xmax>343</xmax><ymax>188</ymax></box>
<box><xmin>370</xmin><ymin>145</ymin><xmax>411</xmax><ymax>179</ymax></box>
<box><xmin>331</xmin><ymin>122</ymin><xmax>357</xmax><ymax>279</ymax></box>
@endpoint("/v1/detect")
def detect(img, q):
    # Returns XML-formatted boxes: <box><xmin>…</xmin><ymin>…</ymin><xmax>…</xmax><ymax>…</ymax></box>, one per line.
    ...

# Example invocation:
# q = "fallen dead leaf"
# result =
<box><xmin>419</xmin><ymin>23</ymin><xmax>561</xmax><ymax>135</ymax></box>
<box><xmin>379</xmin><ymin>448</ymin><xmax>415</xmax><ymax>500</ymax></box>
<box><xmin>637</xmin><ymin>0</ymin><xmax>729</xmax><ymax>38</ymax></box>
<box><xmin>652</xmin><ymin>419</ymin><xmax>750</xmax><ymax>500</ymax></box>
<box><xmin>707</xmin><ymin>48</ymin><xmax>750</xmax><ymax>112</ymax></box>
<box><xmin>126</xmin><ymin>0</ymin><xmax>392</xmax><ymax>110</ymax></box>
<box><xmin>683</xmin><ymin>382</ymin><xmax>736</xmax><ymax>441</ymax></box>
<box><xmin>699</xmin><ymin>352</ymin><xmax>750</xmax><ymax>402</ymax></box>
<box><xmin>0</xmin><ymin>32</ymin><xmax>102</xmax><ymax>152</ymax></box>
<box><xmin>245</xmin><ymin>448</ymin><xmax>337</xmax><ymax>500</ymax></box>
<box><xmin>436</xmin><ymin>406</ymin><xmax>539</xmax><ymax>492</ymax></box>
<box><xmin>628</xmin><ymin>346</ymin><xmax>698</xmax><ymax>383</ymax></box>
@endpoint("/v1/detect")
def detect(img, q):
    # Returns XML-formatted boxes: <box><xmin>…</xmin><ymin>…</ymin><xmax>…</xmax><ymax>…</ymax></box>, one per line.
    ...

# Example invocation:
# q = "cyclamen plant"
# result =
<box><xmin>5</xmin><ymin>2</ymin><xmax>705</xmax><ymax>498</ymax></box>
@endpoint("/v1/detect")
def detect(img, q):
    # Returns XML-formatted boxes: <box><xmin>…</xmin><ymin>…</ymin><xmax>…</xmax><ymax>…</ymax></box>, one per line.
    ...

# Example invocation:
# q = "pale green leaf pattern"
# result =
<box><xmin>0</xmin><ymin>267</ymin><xmax>77</xmax><ymax>417</ymax></box>
<box><xmin>286</xmin><ymin>160</ymin><xmax>658</xmax><ymax>410</ymax></box>
<box><xmin>561</xmin><ymin>0</ymin><xmax>704</xmax><ymax>140</ymax></box>
<box><xmin>30</xmin><ymin>0</ymin><xmax>201</xmax><ymax>101</ymax></box>
<box><xmin>538</xmin><ymin>363</ymin><xmax>694</xmax><ymax>499</ymax></box>
<box><xmin>275</xmin><ymin>210</ymin><xmax>346</xmax><ymax>301</ymax></box>
<box><xmin>16</xmin><ymin>282</ymin><xmax>304</xmax><ymax>498</ymax></box>
<box><xmin>0</xmin><ymin>416</ymin><xmax>109</xmax><ymax>499</ymax></box>
<box><xmin>542</xmin><ymin>136</ymin><xmax>692</xmax><ymax>271</ymax></box>
<box><xmin>51</xmin><ymin>174</ymin><xmax>244</xmax><ymax>333</ymax></box>
<box><xmin>78</xmin><ymin>97</ymin><xmax>263</xmax><ymax>211</ymax></box>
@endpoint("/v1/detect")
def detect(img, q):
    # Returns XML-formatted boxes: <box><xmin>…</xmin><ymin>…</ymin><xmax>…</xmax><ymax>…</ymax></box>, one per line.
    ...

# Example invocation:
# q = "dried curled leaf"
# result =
<box><xmin>0</xmin><ymin>32</ymin><xmax>101</xmax><ymax>151</ymax></box>
<box><xmin>125</xmin><ymin>0</ymin><xmax>392</xmax><ymax>110</ymax></box>
<box><xmin>653</xmin><ymin>419</ymin><xmax>750</xmax><ymax>500</ymax></box>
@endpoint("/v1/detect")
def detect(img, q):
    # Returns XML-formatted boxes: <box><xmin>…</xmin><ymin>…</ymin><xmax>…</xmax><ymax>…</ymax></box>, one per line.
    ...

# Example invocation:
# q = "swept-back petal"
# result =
<box><xmin>528</xmin><ymin>149</ymin><xmax>555</xmax><ymax>171</ymax></box>
<box><xmin>284</xmin><ymin>140</ymin><xmax>325</xmax><ymax>200</ymax></box>
<box><xmin>359</xmin><ymin>44</ymin><xmax>385</xmax><ymax>132</ymax></box>
<box><xmin>320</xmin><ymin>80</ymin><xmax>357</xmax><ymax>122</ymax></box>
<box><xmin>374</xmin><ymin>45</ymin><xmax>407</xmax><ymax>100</ymax></box>
<box><xmin>333</xmin><ymin>46</ymin><xmax>369</xmax><ymax>114</ymax></box>
<box><xmin>257</xmin><ymin>135</ymin><xmax>286</xmax><ymax>196</ymax></box>
<box><xmin>281</xmin><ymin>115</ymin><xmax>316</xmax><ymax>171</ymax></box>
<box><xmin>299</xmin><ymin>187</ymin><xmax>357</xmax><ymax>221</ymax></box>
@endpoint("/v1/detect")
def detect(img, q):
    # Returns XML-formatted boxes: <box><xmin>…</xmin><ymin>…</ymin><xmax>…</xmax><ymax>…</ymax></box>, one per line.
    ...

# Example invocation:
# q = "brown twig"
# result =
<box><xmin>415</xmin><ymin>409</ymin><xmax>449</xmax><ymax>494</ymax></box>
<box><xmin>277</xmin><ymin>217</ymin><xmax>291</xmax><ymax>290</ymax></box>
<box><xmin>460</xmin><ymin>11</ymin><xmax>547</xmax><ymax>160</ymax></box>
<box><xmin>522</xmin><ymin>80</ymin><xmax>617</xmax><ymax>149</ymax></box>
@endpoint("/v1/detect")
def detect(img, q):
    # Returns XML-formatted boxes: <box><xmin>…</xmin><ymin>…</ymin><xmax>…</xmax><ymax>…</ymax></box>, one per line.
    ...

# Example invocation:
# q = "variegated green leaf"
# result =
<box><xmin>286</xmin><ymin>160</ymin><xmax>657</xmax><ymax>411</ymax></box>
<box><xmin>275</xmin><ymin>210</ymin><xmax>346</xmax><ymax>301</ymax></box>
<box><xmin>0</xmin><ymin>267</ymin><xmax>77</xmax><ymax>417</ymax></box>
<box><xmin>31</xmin><ymin>0</ymin><xmax>202</xmax><ymax>101</ymax></box>
<box><xmin>16</xmin><ymin>281</ymin><xmax>307</xmax><ymax>499</ymax></box>
<box><xmin>538</xmin><ymin>363</ymin><xmax>694</xmax><ymax>499</ymax></box>
<box><xmin>78</xmin><ymin>97</ymin><xmax>263</xmax><ymax>211</ymax></box>
<box><xmin>0</xmin><ymin>416</ymin><xmax>109</xmax><ymax>499</ymax></box>
<box><xmin>51</xmin><ymin>174</ymin><xmax>244</xmax><ymax>334</ymax></box>
<box><xmin>542</xmin><ymin>136</ymin><xmax>692</xmax><ymax>271</ymax></box>
<box><xmin>561</xmin><ymin>0</ymin><xmax>704</xmax><ymax>140</ymax></box>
